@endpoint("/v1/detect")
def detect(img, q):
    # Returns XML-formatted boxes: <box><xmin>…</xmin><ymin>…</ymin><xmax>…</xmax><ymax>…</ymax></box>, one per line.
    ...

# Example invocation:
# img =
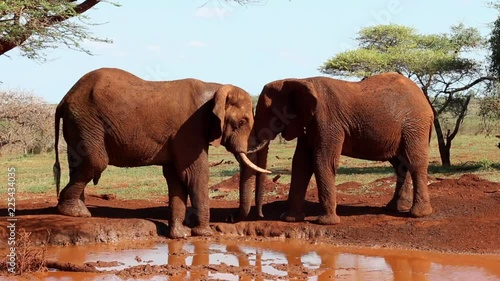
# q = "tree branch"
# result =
<box><xmin>446</xmin><ymin>94</ymin><xmax>471</xmax><ymax>143</ymax></box>
<box><xmin>443</xmin><ymin>76</ymin><xmax>495</xmax><ymax>94</ymax></box>
<box><xmin>0</xmin><ymin>0</ymin><xmax>101</xmax><ymax>56</ymax></box>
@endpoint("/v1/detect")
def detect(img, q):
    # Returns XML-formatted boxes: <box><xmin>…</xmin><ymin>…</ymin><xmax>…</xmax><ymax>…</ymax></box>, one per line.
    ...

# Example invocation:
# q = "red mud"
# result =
<box><xmin>0</xmin><ymin>173</ymin><xmax>499</xmax><ymax>256</ymax></box>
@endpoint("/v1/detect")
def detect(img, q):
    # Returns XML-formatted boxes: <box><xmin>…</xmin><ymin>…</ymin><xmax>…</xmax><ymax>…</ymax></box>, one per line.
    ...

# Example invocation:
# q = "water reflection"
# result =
<box><xmin>35</xmin><ymin>239</ymin><xmax>500</xmax><ymax>281</ymax></box>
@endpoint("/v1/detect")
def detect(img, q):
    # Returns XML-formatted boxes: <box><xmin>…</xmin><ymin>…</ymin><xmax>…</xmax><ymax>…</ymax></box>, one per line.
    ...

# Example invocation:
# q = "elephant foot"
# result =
<box><xmin>386</xmin><ymin>198</ymin><xmax>412</xmax><ymax>213</ymax></box>
<box><xmin>192</xmin><ymin>226</ymin><xmax>214</xmax><ymax>237</ymax></box>
<box><xmin>169</xmin><ymin>224</ymin><xmax>191</xmax><ymax>239</ymax></box>
<box><xmin>409</xmin><ymin>203</ymin><xmax>433</xmax><ymax>218</ymax></box>
<box><xmin>57</xmin><ymin>199</ymin><xmax>91</xmax><ymax>217</ymax></box>
<box><xmin>315</xmin><ymin>214</ymin><xmax>340</xmax><ymax>225</ymax></box>
<box><xmin>280</xmin><ymin>210</ymin><xmax>305</xmax><ymax>222</ymax></box>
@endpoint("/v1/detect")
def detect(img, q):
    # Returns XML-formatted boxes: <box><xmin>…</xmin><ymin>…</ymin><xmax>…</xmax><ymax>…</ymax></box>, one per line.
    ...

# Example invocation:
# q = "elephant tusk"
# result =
<box><xmin>247</xmin><ymin>140</ymin><xmax>270</xmax><ymax>154</ymax></box>
<box><xmin>238</xmin><ymin>152</ymin><xmax>272</xmax><ymax>174</ymax></box>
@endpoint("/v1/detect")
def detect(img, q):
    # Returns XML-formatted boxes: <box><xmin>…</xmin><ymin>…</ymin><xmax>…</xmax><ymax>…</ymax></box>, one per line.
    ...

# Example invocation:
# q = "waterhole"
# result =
<box><xmin>15</xmin><ymin>239</ymin><xmax>500</xmax><ymax>280</ymax></box>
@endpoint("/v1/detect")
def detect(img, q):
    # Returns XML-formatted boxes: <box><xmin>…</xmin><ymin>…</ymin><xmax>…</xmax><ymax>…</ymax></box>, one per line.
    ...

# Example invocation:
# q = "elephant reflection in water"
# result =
<box><xmin>165</xmin><ymin>240</ymin><xmax>432</xmax><ymax>280</ymax></box>
<box><xmin>167</xmin><ymin>240</ymin><xmax>210</xmax><ymax>280</ymax></box>
<box><xmin>384</xmin><ymin>256</ymin><xmax>431</xmax><ymax>281</ymax></box>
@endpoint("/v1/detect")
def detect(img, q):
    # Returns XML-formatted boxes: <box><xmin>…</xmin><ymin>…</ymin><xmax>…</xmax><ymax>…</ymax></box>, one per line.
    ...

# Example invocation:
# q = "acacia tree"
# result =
<box><xmin>0</xmin><ymin>1</ymin><xmax>256</xmax><ymax>60</ymax></box>
<box><xmin>0</xmin><ymin>0</ymin><xmax>118</xmax><ymax>60</ymax></box>
<box><xmin>490</xmin><ymin>1</ymin><xmax>500</xmax><ymax>77</ymax></box>
<box><xmin>320</xmin><ymin>24</ymin><xmax>494</xmax><ymax>166</ymax></box>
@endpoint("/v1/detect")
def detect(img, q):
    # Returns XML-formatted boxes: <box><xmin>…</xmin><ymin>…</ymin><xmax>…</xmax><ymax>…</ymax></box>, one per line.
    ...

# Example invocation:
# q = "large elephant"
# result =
<box><xmin>53</xmin><ymin>68</ymin><xmax>269</xmax><ymax>238</ymax></box>
<box><xmin>239</xmin><ymin>73</ymin><xmax>434</xmax><ymax>224</ymax></box>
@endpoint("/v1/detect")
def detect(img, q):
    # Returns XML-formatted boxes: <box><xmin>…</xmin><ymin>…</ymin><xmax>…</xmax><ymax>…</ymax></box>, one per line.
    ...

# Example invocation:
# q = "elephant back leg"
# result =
<box><xmin>401</xmin><ymin>134</ymin><xmax>433</xmax><ymax>217</ymax></box>
<box><xmin>386</xmin><ymin>157</ymin><xmax>413</xmax><ymax>212</ymax></box>
<box><xmin>58</xmin><ymin>120</ymin><xmax>109</xmax><ymax>217</ymax></box>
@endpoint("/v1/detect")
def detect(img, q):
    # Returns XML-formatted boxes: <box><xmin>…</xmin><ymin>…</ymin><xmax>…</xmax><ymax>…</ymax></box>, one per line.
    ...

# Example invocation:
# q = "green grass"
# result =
<box><xmin>0</xmin><ymin>134</ymin><xmax>499</xmax><ymax>202</ymax></box>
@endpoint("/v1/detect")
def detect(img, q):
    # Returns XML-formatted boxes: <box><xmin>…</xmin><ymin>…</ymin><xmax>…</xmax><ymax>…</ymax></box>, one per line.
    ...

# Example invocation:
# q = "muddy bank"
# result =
<box><xmin>0</xmin><ymin>174</ymin><xmax>499</xmax><ymax>254</ymax></box>
<box><xmin>8</xmin><ymin>238</ymin><xmax>500</xmax><ymax>280</ymax></box>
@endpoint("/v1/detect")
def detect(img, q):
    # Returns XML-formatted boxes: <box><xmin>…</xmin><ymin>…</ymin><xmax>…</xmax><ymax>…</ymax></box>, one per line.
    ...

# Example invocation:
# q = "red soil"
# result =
<box><xmin>0</xmin><ymin>173</ymin><xmax>499</xmax><ymax>255</ymax></box>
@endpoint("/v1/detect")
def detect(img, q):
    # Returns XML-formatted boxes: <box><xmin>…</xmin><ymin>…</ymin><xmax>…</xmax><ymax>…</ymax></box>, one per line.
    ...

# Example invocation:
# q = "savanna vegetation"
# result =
<box><xmin>0</xmin><ymin>1</ymin><xmax>499</xmax><ymax>205</ymax></box>
<box><xmin>1</xmin><ymin>96</ymin><xmax>498</xmax><ymax>202</ymax></box>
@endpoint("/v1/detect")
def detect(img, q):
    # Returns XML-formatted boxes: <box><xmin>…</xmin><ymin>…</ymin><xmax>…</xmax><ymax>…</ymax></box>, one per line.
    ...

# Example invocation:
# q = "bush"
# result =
<box><xmin>0</xmin><ymin>90</ymin><xmax>54</xmax><ymax>155</ymax></box>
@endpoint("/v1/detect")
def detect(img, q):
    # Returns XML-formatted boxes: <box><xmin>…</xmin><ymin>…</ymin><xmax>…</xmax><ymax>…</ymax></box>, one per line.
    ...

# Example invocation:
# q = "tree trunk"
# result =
<box><xmin>433</xmin><ymin>118</ymin><xmax>452</xmax><ymax>167</ymax></box>
<box><xmin>432</xmin><ymin>95</ymin><xmax>471</xmax><ymax>167</ymax></box>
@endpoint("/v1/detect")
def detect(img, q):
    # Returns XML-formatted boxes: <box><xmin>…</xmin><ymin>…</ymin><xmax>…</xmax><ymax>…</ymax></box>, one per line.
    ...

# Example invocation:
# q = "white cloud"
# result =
<box><xmin>194</xmin><ymin>7</ymin><xmax>231</xmax><ymax>19</ymax></box>
<box><xmin>187</xmin><ymin>40</ymin><xmax>207</xmax><ymax>48</ymax></box>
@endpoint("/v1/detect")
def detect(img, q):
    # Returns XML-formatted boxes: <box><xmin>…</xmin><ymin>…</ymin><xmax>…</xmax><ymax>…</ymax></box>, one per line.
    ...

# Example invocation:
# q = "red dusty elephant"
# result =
<box><xmin>239</xmin><ymin>73</ymin><xmax>434</xmax><ymax>224</ymax></box>
<box><xmin>53</xmin><ymin>68</ymin><xmax>269</xmax><ymax>238</ymax></box>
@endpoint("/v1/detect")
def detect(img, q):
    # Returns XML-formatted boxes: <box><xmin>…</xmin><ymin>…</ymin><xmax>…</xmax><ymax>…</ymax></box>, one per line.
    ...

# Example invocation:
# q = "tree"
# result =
<box><xmin>478</xmin><ymin>87</ymin><xmax>500</xmax><ymax>135</ymax></box>
<box><xmin>0</xmin><ymin>0</ymin><xmax>118</xmax><ymax>60</ymax></box>
<box><xmin>0</xmin><ymin>90</ymin><xmax>54</xmax><ymax>154</ymax></box>
<box><xmin>0</xmin><ymin>1</ymin><xmax>263</xmax><ymax>60</ymax></box>
<box><xmin>489</xmin><ymin>1</ymin><xmax>500</xmax><ymax>77</ymax></box>
<box><xmin>320</xmin><ymin>24</ymin><xmax>494</xmax><ymax>166</ymax></box>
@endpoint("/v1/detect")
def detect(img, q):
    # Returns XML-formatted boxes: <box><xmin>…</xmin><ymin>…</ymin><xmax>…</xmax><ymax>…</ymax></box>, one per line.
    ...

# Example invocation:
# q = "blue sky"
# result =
<box><xmin>0</xmin><ymin>0</ymin><xmax>497</xmax><ymax>103</ymax></box>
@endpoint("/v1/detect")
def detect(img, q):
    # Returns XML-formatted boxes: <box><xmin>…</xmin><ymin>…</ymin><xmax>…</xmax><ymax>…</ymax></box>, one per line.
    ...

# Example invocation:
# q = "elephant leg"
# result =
<box><xmin>163</xmin><ymin>165</ymin><xmax>191</xmax><ymax>239</ymax></box>
<box><xmin>404</xmin><ymin>141</ymin><xmax>432</xmax><ymax>217</ymax></box>
<box><xmin>313</xmin><ymin>145</ymin><xmax>342</xmax><ymax>225</ymax></box>
<box><xmin>386</xmin><ymin>157</ymin><xmax>413</xmax><ymax>212</ymax></box>
<box><xmin>177</xmin><ymin>152</ymin><xmax>213</xmax><ymax>237</ymax></box>
<box><xmin>409</xmin><ymin>167</ymin><xmax>433</xmax><ymax>217</ymax></box>
<box><xmin>281</xmin><ymin>137</ymin><xmax>313</xmax><ymax>222</ymax></box>
<box><xmin>57</xmin><ymin>163</ymin><xmax>93</xmax><ymax>217</ymax></box>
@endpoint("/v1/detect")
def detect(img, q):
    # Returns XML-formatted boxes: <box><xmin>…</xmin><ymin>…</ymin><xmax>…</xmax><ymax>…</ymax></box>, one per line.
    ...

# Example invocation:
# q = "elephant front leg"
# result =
<box><xmin>163</xmin><ymin>165</ymin><xmax>191</xmax><ymax>239</ymax></box>
<box><xmin>313</xmin><ymin>148</ymin><xmax>342</xmax><ymax>225</ymax></box>
<box><xmin>281</xmin><ymin>137</ymin><xmax>313</xmax><ymax>222</ymax></box>
<box><xmin>178</xmin><ymin>154</ymin><xmax>214</xmax><ymax>237</ymax></box>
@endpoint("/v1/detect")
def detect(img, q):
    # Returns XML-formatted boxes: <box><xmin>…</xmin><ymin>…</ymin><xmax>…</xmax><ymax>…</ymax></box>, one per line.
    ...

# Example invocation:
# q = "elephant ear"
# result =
<box><xmin>281</xmin><ymin>79</ymin><xmax>318</xmax><ymax>140</ymax></box>
<box><xmin>209</xmin><ymin>85</ymin><xmax>231</xmax><ymax>146</ymax></box>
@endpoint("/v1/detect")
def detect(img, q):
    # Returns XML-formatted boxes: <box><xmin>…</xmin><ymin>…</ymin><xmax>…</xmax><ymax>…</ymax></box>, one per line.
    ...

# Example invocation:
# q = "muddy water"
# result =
<box><xmin>26</xmin><ymin>239</ymin><xmax>500</xmax><ymax>280</ymax></box>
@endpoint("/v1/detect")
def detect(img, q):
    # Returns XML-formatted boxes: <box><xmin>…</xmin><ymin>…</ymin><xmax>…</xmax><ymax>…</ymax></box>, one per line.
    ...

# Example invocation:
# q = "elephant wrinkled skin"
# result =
<box><xmin>53</xmin><ymin>68</ymin><xmax>267</xmax><ymax>238</ymax></box>
<box><xmin>242</xmin><ymin>73</ymin><xmax>434</xmax><ymax>224</ymax></box>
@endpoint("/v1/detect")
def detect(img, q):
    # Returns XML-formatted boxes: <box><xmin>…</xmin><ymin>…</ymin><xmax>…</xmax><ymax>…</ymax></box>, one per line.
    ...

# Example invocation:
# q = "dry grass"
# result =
<box><xmin>0</xmin><ymin>229</ymin><xmax>47</xmax><ymax>275</ymax></box>
<box><xmin>0</xmin><ymin>135</ymin><xmax>498</xmax><ymax>201</ymax></box>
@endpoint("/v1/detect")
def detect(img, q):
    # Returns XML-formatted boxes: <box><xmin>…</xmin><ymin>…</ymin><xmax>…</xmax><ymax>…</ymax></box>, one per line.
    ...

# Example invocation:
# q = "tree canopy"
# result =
<box><xmin>0</xmin><ymin>0</ymin><xmax>118</xmax><ymax>60</ymax></box>
<box><xmin>489</xmin><ymin>1</ymin><xmax>500</xmax><ymax>77</ymax></box>
<box><xmin>320</xmin><ymin>24</ymin><xmax>494</xmax><ymax>166</ymax></box>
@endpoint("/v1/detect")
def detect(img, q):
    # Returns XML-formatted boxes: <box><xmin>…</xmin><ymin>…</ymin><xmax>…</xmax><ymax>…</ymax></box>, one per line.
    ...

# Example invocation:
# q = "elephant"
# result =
<box><xmin>238</xmin><ymin>72</ymin><xmax>434</xmax><ymax>224</ymax></box>
<box><xmin>53</xmin><ymin>68</ymin><xmax>269</xmax><ymax>238</ymax></box>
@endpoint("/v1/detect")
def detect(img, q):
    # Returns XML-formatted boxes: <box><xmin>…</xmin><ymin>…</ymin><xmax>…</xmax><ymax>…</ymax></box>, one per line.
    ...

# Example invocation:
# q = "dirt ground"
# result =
<box><xmin>0</xmin><ymin>173</ymin><xmax>499</xmax><ymax>257</ymax></box>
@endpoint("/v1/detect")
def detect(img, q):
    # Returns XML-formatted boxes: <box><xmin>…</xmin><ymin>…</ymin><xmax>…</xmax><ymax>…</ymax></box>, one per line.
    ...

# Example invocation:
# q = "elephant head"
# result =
<box><xmin>210</xmin><ymin>85</ymin><xmax>271</xmax><ymax>174</ymax></box>
<box><xmin>253</xmin><ymin>79</ymin><xmax>318</xmax><ymax>143</ymax></box>
<box><xmin>235</xmin><ymin>79</ymin><xmax>319</xmax><ymax>221</ymax></box>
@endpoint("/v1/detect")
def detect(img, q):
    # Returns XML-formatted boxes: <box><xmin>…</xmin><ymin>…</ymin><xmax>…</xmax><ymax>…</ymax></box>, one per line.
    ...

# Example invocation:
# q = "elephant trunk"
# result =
<box><xmin>254</xmin><ymin>142</ymin><xmax>269</xmax><ymax>218</ymax></box>
<box><xmin>235</xmin><ymin>134</ymin><xmax>271</xmax><ymax>221</ymax></box>
<box><xmin>237</xmin><ymin>153</ymin><xmax>257</xmax><ymax>220</ymax></box>
<box><xmin>247</xmin><ymin>139</ymin><xmax>270</xmax><ymax>154</ymax></box>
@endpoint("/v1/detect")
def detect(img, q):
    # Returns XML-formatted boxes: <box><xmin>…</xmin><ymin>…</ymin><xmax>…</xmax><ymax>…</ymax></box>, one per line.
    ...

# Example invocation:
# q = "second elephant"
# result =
<box><xmin>241</xmin><ymin>73</ymin><xmax>434</xmax><ymax>224</ymax></box>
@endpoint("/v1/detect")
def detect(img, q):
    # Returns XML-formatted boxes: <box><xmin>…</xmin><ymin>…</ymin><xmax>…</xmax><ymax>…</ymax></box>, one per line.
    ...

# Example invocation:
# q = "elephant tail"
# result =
<box><xmin>53</xmin><ymin>104</ymin><xmax>63</xmax><ymax>198</ymax></box>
